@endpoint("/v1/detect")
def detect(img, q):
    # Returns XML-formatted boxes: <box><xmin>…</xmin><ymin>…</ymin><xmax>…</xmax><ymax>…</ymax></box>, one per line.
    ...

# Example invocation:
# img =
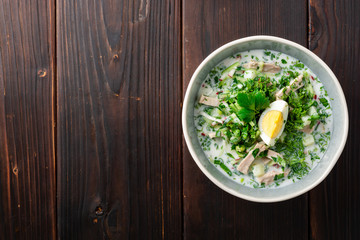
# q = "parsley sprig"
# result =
<box><xmin>236</xmin><ymin>91</ymin><xmax>270</xmax><ymax>122</ymax></box>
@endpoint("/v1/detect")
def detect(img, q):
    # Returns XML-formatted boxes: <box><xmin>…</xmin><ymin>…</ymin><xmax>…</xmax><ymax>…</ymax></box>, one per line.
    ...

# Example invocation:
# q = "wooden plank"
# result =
<box><xmin>0</xmin><ymin>0</ymin><xmax>56</xmax><ymax>239</ymax></box>
<box><xmin>308</xmin><ymin>0</ymin><xmax>360</xmax><ymax>239</ymax></box>
<box><xmin>182</xmin><ymin>0</ymin><xmax>309</xmax><ymax>239</ymax></box>
<box><xmin>57</xmin><ymin>0</ymin><xmax>182</xmax><ymax>239</ymax></box>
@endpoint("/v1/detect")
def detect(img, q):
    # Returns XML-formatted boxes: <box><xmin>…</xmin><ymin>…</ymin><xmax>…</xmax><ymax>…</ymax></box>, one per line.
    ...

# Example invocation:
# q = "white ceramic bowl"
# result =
<box><xmin>182</xmin><ymin>35</ymin><xmax>348</xmax><ymax>202</ymax></box>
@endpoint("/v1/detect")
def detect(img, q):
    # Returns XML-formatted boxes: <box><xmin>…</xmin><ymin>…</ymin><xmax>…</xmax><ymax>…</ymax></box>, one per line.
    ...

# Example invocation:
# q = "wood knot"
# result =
<box><xmin>37</xmin><ymin>69</ymin><xmax>47</xmax><ymax>78</ymax></box>
<box><xmin>95</xmin><ymin>206</ymin><xmax>104</xmax><ymax>216</ymax></box>
<box><xmin>113</xmin><ymin>54</ymin><xmax>119</xmax><ymax>61</ymax></box>
<box><xmin>13</xmin><ymin>167</ymin><xmax>18</xmax><ymax>175</ymax></box>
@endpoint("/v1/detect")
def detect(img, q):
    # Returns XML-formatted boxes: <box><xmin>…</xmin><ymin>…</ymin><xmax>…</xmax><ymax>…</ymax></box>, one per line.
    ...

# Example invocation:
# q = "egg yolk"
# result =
<box><xmin>262</xmin><ymin>110</ymin><xmax>284</xmax><ymax>138</ymax></box>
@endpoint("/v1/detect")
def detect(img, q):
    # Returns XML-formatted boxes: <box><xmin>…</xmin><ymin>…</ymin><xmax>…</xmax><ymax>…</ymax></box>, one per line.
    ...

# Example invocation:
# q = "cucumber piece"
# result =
<box><xmin>244</xmin><ymin>69</ymin><xmax>257</xmax><ymax>80</ymax></box>
<box><xmin>203</xmin><ymin>117</ymin><xmax>214</xmax><ymax>125</ymax></box>
<box><xmin>220</xmin><ymin>62</ymin><xmax>240</xmax><ymax>81</ymax></box>
<box><xmin>249</xmin><ymin>120</ymin><xmax>256</xmax><ymax>127</ymax></box>
<box><xmin>237</xmin><ymin>77</ymin><xmax>247</xmax><ymax>83</ymax></box>
<box><xmin>267</xmin><ymin>160</ymin><xmax>276</xmax><ymax>166</ymax></box>
<box><xmin>230</xmin><ymin>136</ymin><xmax>241</xmax><ymax>144</ymax></box>
<box><xmin>252</xmin><ymin>164</ymin><xmax>265</xmax><ymax>177</ymax></box>
<box><xmin>218</xmin><ymin>102</ymin><xmax>231</xmax><ymax>115</ymax></box>
<box><xmin>308</xmin><ymin>106</ymin><xmax>318</xmax><ymax>116</ymax></box>
<box><xmin>197</xmin><ymin>115</ymin><xmax>206</xmax><ymax>126</ymax></box>
<box><xmin>200</xmin><ymin>112</ymin><xmax>222</xmax><ymax>124</ymax></box>
<box><xmin>279</xmin><ymin>131</ymin><xmax>287</xmax><ymax>143</ymax></box>
<box><xmin>218</xmin><ymin>92</ymin><xmax>229</xmax><ymax>99</ymax></box>
<box><xmin>228</xmin><ymin>68</ymin><xmax>236</xmax><ymax>78</ymax></box>
<box><xmin>258</xmin><ymin>61</ymin><xmax>264</xmax><ymax>72</ymax></box>
<box><xmin>229</xmin><ymin>113</ymin><xmax>243</xmax><ymax>125</ymax></box>
<box><xmin>301</xmin><ymin>115</ymin><xmax>311</xmax><ymax>126</ymax></box>
<box><xmin>303</xmin><ymin>134</ymin><xmax>315</xmax><ymax>146</ymax></box>
<box><xmin>229</xmin><ymin>103</ymin><xmax>241</xmax><ymax>112</ymax></box>
<box><xmin>236</xmin><ymin>145</ymin><xmax>246</xmax><ymax>152</ymax></box>
<box><xmin>221</xmin><ymin>62</ymin><xmax>240</xmax><ymax>74</ymax></box>
<box><xmin>216</xmin><ymin>109</ymin><xmax>223</xmax><ymax>115</ymax></box>
<box><xmin>306</xmin><ymin>83</ymin><xmax>315</xmax><ymax>95</ymax></box>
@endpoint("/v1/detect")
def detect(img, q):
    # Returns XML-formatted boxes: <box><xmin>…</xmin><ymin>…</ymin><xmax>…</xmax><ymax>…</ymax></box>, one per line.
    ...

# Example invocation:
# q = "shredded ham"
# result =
<box><xmin>199</xmin><ymin>94</ymin><xmax>220</xmax><ymax>107</ymax></box>
<box><xmin>257</xmin><ymin>169</ymin><xmax>290</xmax><ymax>185</ymax></box>
<box><xmin>266</xmin><ymin>149</ymin><xmax>283</xmax><ymax>160</ymax></box>
<box><xmin>208</xmin><ymin>132</ymin><xmax>225</xmax><ymax>139</ymax></box>
<box><xmin>243</xmin><ymin>60</ymin><xmax>281</xmax><ymax>73</ymax></box>
<box><xmin>299</xmin><ymin>124</ymin><xmax>316</xmax><ymax>134</ymax></box>
<box><xmin>262</xmin><ymin>63</ymin><xmax>282</xmax><ymax>73</ymax></box>
<box><xmin>237</xmin><ymin>142</ymin><xmax>267</xmax><ymax>174</ymax></box>
<box><xmin>259</xmin><ymin>157</ymin><xmax>271</xmax><ymax>165</ymax></box>
<box><xmin>242</xmin><ymin>60</ymin><xmax>258</xmax><ymax>69</ymax></box>
<box><xmin>275</xmin><ymin>74</ymin><xmax>304</xmax><ymax>100</ymax></box>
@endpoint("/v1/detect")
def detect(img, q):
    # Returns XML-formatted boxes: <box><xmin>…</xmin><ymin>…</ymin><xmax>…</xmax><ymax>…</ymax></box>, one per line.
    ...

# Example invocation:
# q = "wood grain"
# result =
<box><xmin>309</xmin><ymin>0</ymin><xmax>360</xmax><ymax>239</ymax></box>
<box><xmin>57</xmin><ymin>0</ymin><xmax>182</xmax><ymax>239</ymax></box>
<box><xmin>0</xmin><ymin>0</ymin><xmax>56</xmax><ymax>239</ymax></box>
<box><xmin>0</xmin><ymin>0</ymin><xmax>359</xmax><ymax>238</ymax></box>
<box><xmin>182</xmin><ymin>0</ymin><xmax>309</xmax><ymax>239</ymax></box>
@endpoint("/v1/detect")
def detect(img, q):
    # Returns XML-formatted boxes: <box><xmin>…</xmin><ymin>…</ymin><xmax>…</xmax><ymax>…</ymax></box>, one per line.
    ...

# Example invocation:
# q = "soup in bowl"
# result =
<box><xmin>182</xmin><ymin>36</ymin><xmax>348</xmax><ymax>202</ymax></box>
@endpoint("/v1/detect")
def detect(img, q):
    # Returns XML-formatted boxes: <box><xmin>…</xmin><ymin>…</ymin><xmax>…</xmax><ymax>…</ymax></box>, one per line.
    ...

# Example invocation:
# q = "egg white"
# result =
<box><xmin>258</xmin><ymin>100</ymin><xmax>289</xmax><ymax>146</ymax></box>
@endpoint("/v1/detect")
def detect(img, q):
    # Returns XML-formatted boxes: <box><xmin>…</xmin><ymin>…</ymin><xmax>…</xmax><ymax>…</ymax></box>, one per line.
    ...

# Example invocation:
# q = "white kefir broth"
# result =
<box><xmin>194</xmin><ymin>49</ymin><xmax>333</xmax><ymax>188</ymax></box>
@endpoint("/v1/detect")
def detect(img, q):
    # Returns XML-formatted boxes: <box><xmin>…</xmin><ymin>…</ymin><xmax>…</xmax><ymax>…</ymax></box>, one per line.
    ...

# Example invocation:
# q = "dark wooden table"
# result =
<box><xmin>0</xmin><ymin>0</ymin><xmax>358</xmax><ymax>239</ymax></box>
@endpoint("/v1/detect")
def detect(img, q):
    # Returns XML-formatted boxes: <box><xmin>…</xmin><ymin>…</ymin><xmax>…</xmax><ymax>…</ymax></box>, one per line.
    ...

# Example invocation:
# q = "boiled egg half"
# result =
<box><xmin>258</xmin><ymin>100</ymin><xmax>289</xmax><ymax>146</ymax></box>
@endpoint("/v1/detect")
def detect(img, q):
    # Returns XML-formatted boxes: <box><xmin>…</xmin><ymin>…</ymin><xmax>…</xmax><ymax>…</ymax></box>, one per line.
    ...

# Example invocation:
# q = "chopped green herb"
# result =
<box><xmin>252</xmin><ymin>148</ymin><xmax>260</xmax><ymax>158</ymax></box>
<box><xmin>274</xmin><ymin>173</ymin><xmax>284</xmax><ymax>181</ymax></box>
<box><xmin>226</xmin><ymin>153</ymin><xmax>235</xmax><ymax>159</ymax></box>
<box><xmin>294</xmin><ymin>62</ymin><xmax>304</xmax><ymax>69</ymax></box>
<box><xmin>214</xmin><ymin>159</ymin><xmax>232</xmax><ymax>176</ymax></box>
<box><xmin>319</xmin><ymin>98</ymin><xmax>329</xmax><ymax>107</ymax></box>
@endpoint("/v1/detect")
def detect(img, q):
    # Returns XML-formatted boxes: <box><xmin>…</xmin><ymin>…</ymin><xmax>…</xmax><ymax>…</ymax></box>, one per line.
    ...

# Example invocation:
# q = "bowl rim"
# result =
<box><xmin>182</xmin><ymin>35</ymin><xmax>349</xmax><ymax>202</ymax></box>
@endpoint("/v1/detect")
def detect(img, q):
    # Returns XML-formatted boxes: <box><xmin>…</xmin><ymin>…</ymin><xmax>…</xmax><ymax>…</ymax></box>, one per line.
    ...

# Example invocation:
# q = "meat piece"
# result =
<box><xmin>266</xmin><ymin>149</ymin><xmax>283</xmax><ymax>160</ymax></box>
<box><xmin>257</xmin><ymin>171</ymin><xmax>278</xmax><ymax>185</ymax></box>
<box><xmin>208</xmin><ymin>132</ymin><xmax>225</xmax><ymax>139</ymax></box>
<box><xmin>266</xmin><ymin>82</ymin><xmax>273</xmax><ymax>87</ymax></box>
<box><xmin>211</xmin><ymin>121</ymin><xmax>218</xmax><ymax>127</ymax></box>
<box><xmin>275</xmin><ymin>74</ymin><xmax>304</xmax><ymax>99</ymax></box>
<box><xmin>259</xmin><ymin>157</ymin><xmax>271</xmax><ymax>165</ymax></box>
<box><xmin>199</xmin><ymin>95</ymin><xmax>220</xmax><ymax>107</ymax></box>
<box><xmin>242</xmin><ymin>60</ymin><xmax>281</xmax><ymax>73</ymax></box>
<box><xmin>285</xmin><ymin>74</ymin><xmax>304</xmax><ymax>94</ymax></box>
<box><xmin>299</xmin><ymin>124</ymin><xmax>315</xmax><ymax>134</ymax></box>
<box><xmin>257</xmin><ymin>168</ymin><xmax>290</xmax><ymax>185</ymax></box>
<box><xmin>208</xmin><ymin>132</ymin><xmax>216</xmax><ymax>138</ymax></box>
<box><xmin>262</xmin><ymin>63</ymin><xmax>281</xmax><ymax>73</ymax></box>
<box><xmin>242</xmin><ymin>60</ymin><xmax>258</xmax><ymax>69</ymax></box>
<box><xmin>237</xmin><ymin>142</ymin><xmax>267</xmax><ymax>174</ymax></box>
<box><xmin>275</xmin><ymin>88</ymin><xmax>285</xmax><ymax>100</ymax></box>
<box><xmin>253</xmin><ymin>150</ymin><xmax>282</xmax><ymax>166</ymax></box>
